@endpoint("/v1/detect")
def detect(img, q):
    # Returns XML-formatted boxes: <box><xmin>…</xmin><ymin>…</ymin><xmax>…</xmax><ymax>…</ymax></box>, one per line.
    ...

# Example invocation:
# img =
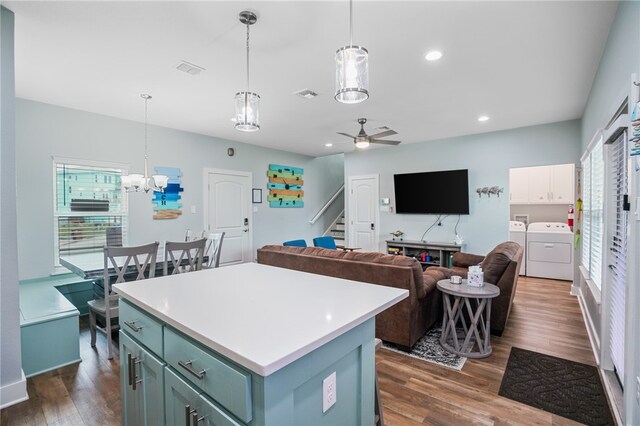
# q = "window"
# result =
<box><xmin>54</xmin><ymin>158</ymin><xmax>128</xmax><ymax>268</ymax></box>
<box><xmin>580</xmin><ymin>133</ymin><xmax>604</xmax><ymax>289</ymax></box>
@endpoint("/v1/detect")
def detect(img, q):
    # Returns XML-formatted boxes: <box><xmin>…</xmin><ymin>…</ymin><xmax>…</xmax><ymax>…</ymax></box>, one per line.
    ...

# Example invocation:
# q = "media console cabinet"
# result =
<box><xmin>386</xmin><ymin>240</ymin><xmax>463</xmax><ymax>269</ymax></box>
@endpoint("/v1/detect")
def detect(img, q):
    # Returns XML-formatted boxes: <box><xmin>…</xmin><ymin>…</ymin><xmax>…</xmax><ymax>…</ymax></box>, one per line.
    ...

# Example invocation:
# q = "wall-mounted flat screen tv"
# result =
<box><xmin>394</xmin><ymin>169</ymin><xmax>469</xmax><ymax>214</ymax></box>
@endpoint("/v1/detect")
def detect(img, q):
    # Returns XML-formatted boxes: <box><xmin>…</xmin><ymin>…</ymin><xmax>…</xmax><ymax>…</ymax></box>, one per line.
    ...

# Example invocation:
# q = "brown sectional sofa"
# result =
<box><xmin>422</xmin><ymin>241</ymin><xmax>523</xmax><ymax>336</ymax></box>
<box><xmin>256</xmin><ymin>245</ymin><xmax>441</xmax><ymax>349</ymax></box>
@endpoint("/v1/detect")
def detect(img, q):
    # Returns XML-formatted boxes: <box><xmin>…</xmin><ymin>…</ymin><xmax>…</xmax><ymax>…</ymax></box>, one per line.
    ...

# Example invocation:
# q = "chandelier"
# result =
<box><xmin>121</xmin><ymin>94</ymin><xmax>168</xmax><ymax>193</ymax></box>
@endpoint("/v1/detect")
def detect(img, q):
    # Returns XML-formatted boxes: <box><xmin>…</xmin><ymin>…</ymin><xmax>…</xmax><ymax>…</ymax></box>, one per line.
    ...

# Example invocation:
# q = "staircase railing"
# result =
<box><xmin>309</xmin><ymin>184</ymin><xmax>344</xmax><ymax>225</ymax></box>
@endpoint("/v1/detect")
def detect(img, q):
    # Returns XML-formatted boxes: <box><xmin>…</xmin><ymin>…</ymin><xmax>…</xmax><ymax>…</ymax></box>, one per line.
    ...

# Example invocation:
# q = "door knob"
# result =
<box><xmin>370</xmin><ymin>223</ymin><xmax>375</xmax><ymax>230</ymax></box>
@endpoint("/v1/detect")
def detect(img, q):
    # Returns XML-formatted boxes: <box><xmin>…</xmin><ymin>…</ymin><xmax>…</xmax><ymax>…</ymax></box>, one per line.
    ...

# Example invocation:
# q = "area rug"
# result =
<box><xmin>499</xmin><ymin>347</ymin><xmax>614</xmax><ymax>425</ymax></box>
<box><xmin>382</xmin><ymin>325</ymin><xmax>466</xmax><ymax>371</ymax></box>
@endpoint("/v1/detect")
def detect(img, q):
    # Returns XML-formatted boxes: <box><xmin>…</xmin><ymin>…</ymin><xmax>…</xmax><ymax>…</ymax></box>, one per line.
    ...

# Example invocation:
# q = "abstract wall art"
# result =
<box><xmin>152</xmin><ymin>167</ymin><xmax>183</xmax><ymax>219</ymax></box>
<box><xmin>267</xmin><ymin>164</ymin><xmax>304</xmax><ymax>208</ymax></box>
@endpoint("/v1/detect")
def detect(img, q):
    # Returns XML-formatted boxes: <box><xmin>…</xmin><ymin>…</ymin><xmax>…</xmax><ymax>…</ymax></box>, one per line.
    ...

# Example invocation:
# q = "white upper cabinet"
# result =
<box><xmin>528</xmin><ymin>166</ymin><xmax>552</xmax><ymax>204</ymax></box>
<box><xmin>509</xmin><ymin>163</ymin><xmax>575</xmax><ymax>204</ymax></box>
<box><xmin>549</xmin><ymin>163</ymin><xmax>575</xmax><ymax>203</ymax></box>
<box><xmin>509</xmin><ymin>168</ymin><xmax>530</xmax><ymax>203</ymax></box>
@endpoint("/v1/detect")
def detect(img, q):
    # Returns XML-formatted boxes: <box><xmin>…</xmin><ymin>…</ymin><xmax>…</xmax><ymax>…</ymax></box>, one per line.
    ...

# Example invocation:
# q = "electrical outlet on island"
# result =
<box><xmin>322</xmin><ymin>372</ymin><xmax>337</xmax><ymax>413</ymax></box>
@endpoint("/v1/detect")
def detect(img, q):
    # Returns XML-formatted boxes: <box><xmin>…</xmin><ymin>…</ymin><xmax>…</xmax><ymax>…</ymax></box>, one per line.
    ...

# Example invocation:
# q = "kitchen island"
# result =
<box><xmin>114</xmin><ymin>262</ymin><xmax>408</xmax><ymax>426</ymax></box>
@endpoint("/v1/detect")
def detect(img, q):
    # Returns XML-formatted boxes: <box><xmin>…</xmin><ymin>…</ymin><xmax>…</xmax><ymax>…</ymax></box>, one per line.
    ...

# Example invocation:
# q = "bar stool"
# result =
<box><xmin>374</xmin><ymin>338</ymin><xmax>384</xmax><ymax>426</ymax></box>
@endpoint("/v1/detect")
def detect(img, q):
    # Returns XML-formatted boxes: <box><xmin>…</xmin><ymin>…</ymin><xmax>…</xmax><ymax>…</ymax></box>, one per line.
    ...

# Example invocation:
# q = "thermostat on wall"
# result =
<box><xmin>380</xmin><ymin>198</ymin><xmax>390</xmax><ymax>205</ymax></box>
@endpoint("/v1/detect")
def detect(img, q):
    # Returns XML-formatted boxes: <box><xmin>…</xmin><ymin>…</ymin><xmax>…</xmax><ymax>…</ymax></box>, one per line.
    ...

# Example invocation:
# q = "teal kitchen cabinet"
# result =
<box><xmin>165</xmin><ymin>366</ymin><xmax>242</xmax><ymax>426</ymax></box>
<box><xmin>119</xmin><ymin>331</ymin><xmax>165</xmax><ymax>426</ymax></box>
<box><xmin>115</xmin><ymin>264</ymin><xmax>407</xmax><ymax>425</ymax></box>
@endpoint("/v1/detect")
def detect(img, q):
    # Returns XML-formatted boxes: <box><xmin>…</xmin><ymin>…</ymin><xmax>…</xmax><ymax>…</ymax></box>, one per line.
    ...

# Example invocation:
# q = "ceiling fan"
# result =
<box><xmin>337</xmin><ymin>118</ymin><xmax>401</xmax><ymax>149</ymax></box>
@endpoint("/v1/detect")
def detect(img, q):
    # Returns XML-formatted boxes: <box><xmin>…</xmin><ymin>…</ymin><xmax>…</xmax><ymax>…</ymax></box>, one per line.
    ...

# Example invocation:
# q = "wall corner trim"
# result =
<box><xmin>0</xmin><ymin>370</ymin><xmax>28</xmax><ymax>409</ymax></box>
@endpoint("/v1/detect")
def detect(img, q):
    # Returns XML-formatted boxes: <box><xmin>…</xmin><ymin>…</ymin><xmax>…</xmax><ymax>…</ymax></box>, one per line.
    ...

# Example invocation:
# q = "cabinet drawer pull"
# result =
<box><xmin>128</xmin><ymin>353</ymin><xmax>143</xmax><ymax>390</ymax></box>
<box><xmin>124</xmin><ymin>320</ymin><xmax>143</xmax><ymax>332</ymax></box>
<box><xmin>192</xmin><ymin>412</ymin><xmax>205</xmax><ymax>424</ymax></box>
<box><xmin>185</xmin><ymin>405</ymin><xmax>195</xmax><ymax>426</ymax></box>
<box><xmin>127</xmin><ymin>353</ymin><xmax>134</xmax><ymax>386</ymax></box>
<box><xmin>178</xmin><ymin>360</ymin><xmax>206</xmax><ymax>379</ymax></box>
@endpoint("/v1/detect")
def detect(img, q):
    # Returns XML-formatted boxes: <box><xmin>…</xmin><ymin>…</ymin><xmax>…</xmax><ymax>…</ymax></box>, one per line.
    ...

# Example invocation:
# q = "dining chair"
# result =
<box><xmin>105</xmin><ymin>226</ymin><xmax>123</xmax><ymax>247</ymax></box>
<box><xmin>283</xmin><ymin>239</ymin><xmax>307</xmax><ymax>248</ymax></box>
<box><xmin>205</xmin><ymin>232</ymin><xmax>225</xmax><ymax>268</ymax></box>
<box><xmin>88</xmin><ymin>241</ymin><xmax>159</xmax><ymax>359</ymax></box>
<box><xmin>313</xmin><ymin>236</ymin><xmax>337</xmax><ymax>250</ymax></box>
<box><xmin>164</xmin><ymin>238</ymin><xmax>207</xmax><ymax>275</ymax></box>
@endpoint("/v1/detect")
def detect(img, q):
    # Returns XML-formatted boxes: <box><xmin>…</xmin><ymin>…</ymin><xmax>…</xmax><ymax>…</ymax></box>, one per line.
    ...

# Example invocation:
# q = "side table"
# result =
<box><xmin>436</xmin><ymin>279</ymin><xmax>500</xmax><ymax>358</ymax></box>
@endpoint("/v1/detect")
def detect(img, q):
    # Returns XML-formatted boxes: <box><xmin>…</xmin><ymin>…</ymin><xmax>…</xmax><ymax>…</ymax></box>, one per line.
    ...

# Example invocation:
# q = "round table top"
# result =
<box><xmin>437</xmin><ymin>279</ymin><xmax>500</xmax><ymax>298</ymax></box>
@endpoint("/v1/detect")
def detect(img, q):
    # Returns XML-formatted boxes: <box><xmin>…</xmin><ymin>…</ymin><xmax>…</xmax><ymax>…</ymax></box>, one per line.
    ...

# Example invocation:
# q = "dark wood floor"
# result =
<box><xmin>377</xmin><ymin>276</ymin><xmax>595</xmax><ymax>425</ymax></box>
<box><xmin>2</xmin><ymin>276</ymin><xmax>595</xmax><ymax>425</ymax></box>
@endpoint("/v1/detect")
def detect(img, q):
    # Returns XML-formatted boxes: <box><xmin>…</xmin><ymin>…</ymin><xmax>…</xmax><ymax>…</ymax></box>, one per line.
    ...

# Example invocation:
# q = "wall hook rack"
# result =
<box><xmin>476</xmin><ymin>186</ymin><xmax>504</xmax><ymax>198</ymax></box>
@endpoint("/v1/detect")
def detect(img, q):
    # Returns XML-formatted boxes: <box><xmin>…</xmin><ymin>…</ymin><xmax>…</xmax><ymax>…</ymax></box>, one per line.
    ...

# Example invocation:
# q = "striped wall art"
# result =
<box><xmin>267</xmin><ymin>164</ymin><xmax>304</xmax><ymax>208</ymax></box>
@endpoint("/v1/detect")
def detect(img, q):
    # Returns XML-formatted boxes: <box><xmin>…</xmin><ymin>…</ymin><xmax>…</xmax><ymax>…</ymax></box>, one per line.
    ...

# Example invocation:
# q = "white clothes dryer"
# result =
<box><xmin>526</xmin><ymin>222</ymin><xmax>574</xmax><ymax>281</ymax></box>
<box><xmin>509</xmin><ymin>221</ymin><xmax>526</xmax><ymax>275</ymax></box>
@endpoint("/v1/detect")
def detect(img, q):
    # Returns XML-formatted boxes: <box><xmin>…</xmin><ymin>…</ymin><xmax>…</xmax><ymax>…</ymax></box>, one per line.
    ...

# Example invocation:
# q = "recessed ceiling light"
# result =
<box><xmin>425</xmin><ymin>51</ymin><xmax>443</xmax><ymax>61</ymax></box>
<box><xmin>478</xmin><ymin>115</ymin><xmax>490</xmax><ymax>122</ymax></box>
<box><xmin>325</xmin><ymin>143</ymin><xmax>333</xmax><ymax>147</ymax></box>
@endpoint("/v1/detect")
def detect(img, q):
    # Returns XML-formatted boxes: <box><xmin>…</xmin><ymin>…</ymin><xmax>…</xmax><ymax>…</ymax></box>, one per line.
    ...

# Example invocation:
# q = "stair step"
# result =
<box><xmin>331</xmin><ymin>230</ymin><xmax>345</xmax><ymax>237</ymax></box>
<box><xmin>333</xmin><ymin>224</ymin><xmax>345</xmax><ymax>231</ymax></box>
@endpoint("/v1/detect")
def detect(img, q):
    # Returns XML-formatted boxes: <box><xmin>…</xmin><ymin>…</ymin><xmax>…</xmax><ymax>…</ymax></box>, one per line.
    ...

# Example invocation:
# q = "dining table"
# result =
<box><xmin>60</xmin><ymin>251</ymin><xmax>208</xmax><ymax>280</ymax></box>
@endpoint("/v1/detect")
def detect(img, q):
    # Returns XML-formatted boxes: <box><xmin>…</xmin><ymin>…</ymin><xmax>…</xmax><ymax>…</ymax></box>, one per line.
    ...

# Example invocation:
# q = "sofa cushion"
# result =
<box><xmin>344</xmin><ymin>251</ymin><xmax>427</xmax><ymax>298</ymax></box>
<box><xmin>259</xmin><ymin>245</ymin><xmax>429</xmax><ymax>299</ymax></box>
<box><xmin>481</xmin><ymin>242</ymin><xmax>521</xmax><ymax>285</ymax></box>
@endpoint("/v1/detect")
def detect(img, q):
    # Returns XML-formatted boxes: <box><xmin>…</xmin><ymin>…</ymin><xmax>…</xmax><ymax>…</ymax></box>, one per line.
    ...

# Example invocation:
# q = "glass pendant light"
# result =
<box><xmin>235</xmin><ymin>11</ymin><xmax>260</xmax><ymax>132</ymax></box>
<box><xmin>122</xmin><ymin>94</ymin><xmax>169</xmax><ymax>193</ymax></box>
<box><xmin>335</xmin><ymin>0</ymin><xmax>369</xmax><ymax>104</ymax></box>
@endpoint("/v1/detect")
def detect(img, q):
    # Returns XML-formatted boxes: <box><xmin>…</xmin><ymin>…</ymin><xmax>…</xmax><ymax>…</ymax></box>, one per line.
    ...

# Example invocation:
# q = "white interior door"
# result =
<box><xmin>205</xmin><ymin>169</ymin><xmax>252</xmax><ymax>266</ymax></box>
<box><xmin>348</xmin><ymin>175</ymin><xmax>379</xmax><ymax>252</ymax></box>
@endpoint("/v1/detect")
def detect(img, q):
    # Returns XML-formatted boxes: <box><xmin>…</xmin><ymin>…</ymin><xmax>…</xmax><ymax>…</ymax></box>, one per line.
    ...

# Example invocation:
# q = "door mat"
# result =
<box><xmin>499</xmin><ymin>347</ymin><xmax>614</xmax><ymax>425</ymax></box>
<box><xmin>382</xmin><ymin>325</ymin><xmax>466</xmax><ymax>371</ymax></box>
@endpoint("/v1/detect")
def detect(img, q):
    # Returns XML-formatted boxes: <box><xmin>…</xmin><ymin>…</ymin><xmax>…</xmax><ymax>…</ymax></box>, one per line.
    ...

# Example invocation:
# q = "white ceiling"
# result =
<box><xmin>4</xmin><ymin>1</ymin><xmax>617</xmax><ymax>157</ymax></box>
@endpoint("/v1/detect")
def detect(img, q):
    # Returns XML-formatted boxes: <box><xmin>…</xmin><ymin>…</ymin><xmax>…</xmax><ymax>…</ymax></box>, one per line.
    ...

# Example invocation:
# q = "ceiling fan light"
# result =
<box><xmin>335</xmin><ymin>45</ymin><xmax>369</xmax><ymax>104</ymax></box>
<box><xmin>234</xmin><ymin>91</ymin><xmax>260</xmax><ymax>132</ymax></box>
<box><xmin>355</xmin><ymin>140</ymin><xmax>370</xmax><ymax>149</ymax></box>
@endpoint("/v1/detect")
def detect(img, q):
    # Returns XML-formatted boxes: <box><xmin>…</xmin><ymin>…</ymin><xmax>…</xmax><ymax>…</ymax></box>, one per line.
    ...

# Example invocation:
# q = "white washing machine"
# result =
<box><xmin>526</xmin><ymin>222</ymin><xmax>574</xmax><ymax>281</ymax></box>
<box><xmin>509</xmin><ymin>221</ymin><xmax>526</xmax><ymax>275</ymax></box>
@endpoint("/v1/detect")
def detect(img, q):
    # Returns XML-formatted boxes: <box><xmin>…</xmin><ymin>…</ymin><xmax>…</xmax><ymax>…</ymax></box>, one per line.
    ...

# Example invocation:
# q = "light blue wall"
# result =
<box><xmin>0</xmin><ymin>5</ymin><xmax>25</xmax><ymax>406</ymax></box>
<box><xmin>578</xmin><ymin>2</ymin><xmax>640</xmax><ymax>424</ymax></box>
<box><xmin>582</xmin><ymin>1</ymin><xmax>639</xmax><ymax>151</ymax></box>
<box><xmin>15</xmin><ymin>99</ymin><xmax>344</xmax><ymax>280</ymax></box>
<box><xmin>345</xmin><ymin>120</ymin><xmax>581</xmax><ymax>256</ymax></box>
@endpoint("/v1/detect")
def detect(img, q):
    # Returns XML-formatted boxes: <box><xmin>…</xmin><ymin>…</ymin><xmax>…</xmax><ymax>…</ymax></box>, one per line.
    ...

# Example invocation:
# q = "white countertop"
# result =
<box><xmin>114</xmin><ymin>262</ymin><xmax>408</xmax><ymax>376</ymax></box>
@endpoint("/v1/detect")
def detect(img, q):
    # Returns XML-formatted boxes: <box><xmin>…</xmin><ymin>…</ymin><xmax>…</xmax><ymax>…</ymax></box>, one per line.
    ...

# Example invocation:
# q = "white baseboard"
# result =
<box><xmin>570</xmin><ymin>283</ymin><xmax>580</xmax><ymax>296</ymax></box>
<box><xmin>0</xmin><ymin>370</ymin><xmax>28</xmax><ymax>409</ymax></box>
<box><xmin>578</xmin><ymin>287</ymin><xmax>600</xmax><ymax>365</ymax></box>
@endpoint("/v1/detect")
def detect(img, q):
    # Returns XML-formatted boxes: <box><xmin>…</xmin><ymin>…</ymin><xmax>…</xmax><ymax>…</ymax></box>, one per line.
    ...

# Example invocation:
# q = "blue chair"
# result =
<box><xmin>283</xmin><ymin>239</ymin><xmax>307</xmax><ymax>248</ymax></box>
<box><xmin>313</xmin><ymin>236</ymin><xmax>337</xmax><ymax>250</ymax></box>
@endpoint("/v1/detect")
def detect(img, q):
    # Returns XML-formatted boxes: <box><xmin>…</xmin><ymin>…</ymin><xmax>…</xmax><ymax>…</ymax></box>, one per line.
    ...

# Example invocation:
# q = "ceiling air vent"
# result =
<box><xmin>293</xmin><ymin>88</ymin><xmax>318</xmax><ymax>99</ymax></box>
<box><xmin>175</xmin><ymin>60</ymin><xmax>206</xmax><ymax>76</ymax></box>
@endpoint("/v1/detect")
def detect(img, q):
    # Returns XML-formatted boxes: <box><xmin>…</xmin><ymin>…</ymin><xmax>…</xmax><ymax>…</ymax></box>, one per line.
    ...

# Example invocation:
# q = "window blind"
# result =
<box><xmin>608</xmin><ymin>131</ymin><xmax>628</xmax><ymax>380</ymax></box>
<box><xmin>591</xmin><ymin>138</ymin><xmax>604</xmax><ymax>288</ymax></box>
<box><xmin>582</xmin><ymin>155</ymin><xmax>591</xmax><ymax>271</ymax></box>
<box><xmin>54</xmin><ymin>161</ymin><xmax>128</xmax><ymax>266</ymax></box>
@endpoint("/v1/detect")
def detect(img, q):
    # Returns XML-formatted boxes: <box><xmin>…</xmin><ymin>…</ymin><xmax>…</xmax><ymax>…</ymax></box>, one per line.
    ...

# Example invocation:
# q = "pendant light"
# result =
<box><xmin>335</xmin><ymin>0</ymin><xmax>369</xmax><ymax>104</ymax></box>
<box><xmin>235</xmin><ymin>11</ymin><xmax>260</xmax><ymax>132</ymax></box>
<box><xmin>121</xmin><ymin>94</ymin><xmax>169</xmax><ymax>193</ymax></box>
